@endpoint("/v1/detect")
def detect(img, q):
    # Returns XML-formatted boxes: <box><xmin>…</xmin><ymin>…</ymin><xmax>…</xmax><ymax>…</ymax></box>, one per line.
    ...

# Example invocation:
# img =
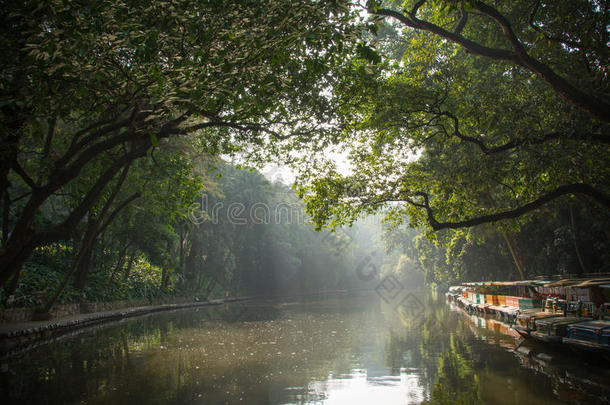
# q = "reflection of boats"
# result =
<box><xmin>513</xmin><ymin>341</ymin><xmax>610</xmax><ymax>404</ymax></box>
<box><xmin>449</xmin><ymin>301</ymin><xmax>521</xmax><ymax>344</ymax></box>
<box><xmin>450</xmin><ymin>296</ymin><xmax>610</xmax><ymax>403</ymax></box>
<box><xmin>563</xmin><ymin>320</ymin><xmax>610</xmax><ymax>355</ymax></box>
<box><xmin>530</xmin><ymin>316</ymin><xmax>592</xmax><ymax>344</ymax></box>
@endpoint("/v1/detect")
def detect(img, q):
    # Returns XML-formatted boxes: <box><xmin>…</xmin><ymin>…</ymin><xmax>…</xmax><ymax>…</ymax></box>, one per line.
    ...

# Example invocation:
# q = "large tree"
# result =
<box><xmin>297</xmin><ymin>0</ymin><xmax>609</xmax><ymax>236</ymax></box>
<box><xmin>0</xmin><ymin>0</ymin><xmax>359</xmax><ymax>288</ymax></box>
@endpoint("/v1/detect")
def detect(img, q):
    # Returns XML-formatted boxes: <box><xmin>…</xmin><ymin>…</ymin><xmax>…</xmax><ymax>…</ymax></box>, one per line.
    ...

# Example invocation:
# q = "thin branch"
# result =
<box><xmin>96</xmin><ymin>163</ymin><xmax>131</xmax><ymax>222</ymax></box>
<box><xmin>409</xmin><ymin>0</ymin><xmax>426</xmax><ymax>18</ymax></box>
<box><xmin>58</xmin><ymin>117</ymin><xmax>134</xmax><ymax>169</ymax></box>
<box><xmin>472</xmin><ymin>1</ymin><xmax>529</xmax><ymax>57</ymax></box>
<box><xmin>96</xmin><ymin>192</ymin><xmax>141</xmax><ymax>237</ymax></box>
<box><xmin>454</xmin><ymin>7</ymin><xmax>468</xmax><ymax>35</ymax></box>
<box><xmin>42</xmin><ymin>115</ymin><xmax>57</xmax><ymax>158</ymax></box>
<box><xmin>528</xmin><ymin>0</ymin><xmax>582</xmax><ymax>50</ymax></box>
<box><xmin>10</xmin><ymin>192</ymin><xmax>31</xmax><ymax>204</ymax></box>
<box><xmin>438</xmin><ymin>111</ymin><xmax>609</xmax><ymax>154</ymax></box>
<box><xmin>176</xmin><ymin>118</ymin><xmax>319</xmax><ymax>140</ymax></box>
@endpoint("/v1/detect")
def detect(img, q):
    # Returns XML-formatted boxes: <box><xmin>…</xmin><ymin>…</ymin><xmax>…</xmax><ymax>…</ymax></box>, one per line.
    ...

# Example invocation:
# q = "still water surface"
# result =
<box><xmin>1</xmin><ymin>292</ymin><xmax>609</xmax><ymax>404</ymax></box>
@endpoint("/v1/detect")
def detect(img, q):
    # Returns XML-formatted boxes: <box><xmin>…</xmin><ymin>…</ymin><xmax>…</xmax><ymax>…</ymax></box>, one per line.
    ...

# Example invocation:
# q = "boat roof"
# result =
<box><xmin>569</xmin><ymin>278</ymin><xmax>610</xmax><ymax>288</ymax></box>
<box><xmin>518</xmin><ymin>312</ymin><xmax>562</xmax><ymax>319</ymax></box>
<box><xmin>459</xmin><ymin>277</ymin><xmax>610</xmax><ymax>289</ymax></box>
<box><xmin>542</xmin><ymin>278</ymin><xmax>590</xmax><ymax>287</ymax></box>
<box><xmin>461</xmin><ymin>280</ymin><xmax>548</xmax><ymax>287</ymax></box>
<box><xmin>566</xmin><ymin>320</ymin><xmax>610</xmax><ymax>331</ymax></box>
<box><xmin>536</xmin><ymin>316</ymin><xmax>590</xmax><ymax>325</ymax></box>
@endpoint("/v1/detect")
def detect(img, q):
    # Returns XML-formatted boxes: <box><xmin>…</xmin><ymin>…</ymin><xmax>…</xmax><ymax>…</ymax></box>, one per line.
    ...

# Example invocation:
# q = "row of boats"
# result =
<box><xmin>446</xmin><ymin>277</ymin><xmax>610</xmax><ymax>356</ymax></box>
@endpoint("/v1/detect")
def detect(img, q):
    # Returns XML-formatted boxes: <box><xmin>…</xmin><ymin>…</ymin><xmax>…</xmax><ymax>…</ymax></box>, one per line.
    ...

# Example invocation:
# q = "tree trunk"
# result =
<box><xmin>73</xmin><ymin>242</ymin><xmax>94</xmax><ymax>291</ymax></box>
<box><xmin>161</xmin><ymin>240</ymin><xmax>172</xmax><ymax>289</ymax></box>
<box><xmin>0</xmin><ymin>148</ymin><xmax>145</xmax><ymax>289</ymax></box>
<box><xmin>4</xmin><ymin>267</ymin><xmax>22</xmax><ymax>298</ymax></box>
<box><xmin>43</xmin><ymin>193</ymin><xmax>140</xmax><ymax>311</ymax></box>
<box><xmin>485</xmin><ymin>190</ymin><xmax>526</xmax><ymax>279</ymax></box>
<box><xmin>113</xmin><ymin>245</ymin><xmax>129</xmax><ymax>275</ymax></box>
<box><xmin>73</xmin><ymin>215</ymin><xmax>97</xmax><ymax>291</ymax></box>
<box><xmin>0</xmin><ymin>128</ymin><xmax>21</xmax><ymax>206</ymax></box>
<box><xmin>124</xmin><ymin>251</ymin><xmax>135</xmax><ymax>279</ymax></box>
<box><xmin>185</xmin><ymin>236</ymin><xmax>202</xmax><ymax>287</ymax></box>
<box><xmin>0</xmin><ymin>240</ymin><xmax>35</xmax><ymax>289</ymax></box>
<box><xmin>2</xmin><ymin>189</ymin><xmax>9</xmax><ymax>247</ymax></box>
<box><xmin>161</xmin><ymin>268</ymin><xmax>170</xmax><ymax>289</ymax></box>
<box><xmin>44</xmin><ymin>242</ymin><xmax>89</xmax><ymax>312</ymax></box>
<box><xmin>503</xmin><ymin>232</ymin><xmax>526</xmax><ymax>280</ymax></box>
<box><xmin>179</xmin><ymin>224</ymin><xmax>186</xmax><ymax>274</ymax></box>
<box><xmin>569</xmin><ymin>204</ymin><xmax>587</xmax><ymax>274</ymax></box>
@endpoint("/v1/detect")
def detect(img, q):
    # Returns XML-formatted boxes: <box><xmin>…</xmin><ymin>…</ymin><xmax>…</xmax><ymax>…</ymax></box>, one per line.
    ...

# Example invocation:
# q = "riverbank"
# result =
<box><xmin>0</xmin><ymin>289</ymin><xmax>359</xmax><ymax>356</ymax></box>
<box><xmin>0</xmin><ymin>296</ymin><xmax>252</xmax><ymax>355</ymax></box>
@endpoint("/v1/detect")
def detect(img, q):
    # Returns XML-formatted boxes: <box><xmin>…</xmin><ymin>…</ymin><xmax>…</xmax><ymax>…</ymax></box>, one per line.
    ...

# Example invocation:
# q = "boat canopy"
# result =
<box><xmin>566</xmin><ymin>320</ymin><xmax>610</xmax><ymax>332</ymax></box>
<box><xmin>569</xmin><ymin>278</ymin><xmax>610</xmax><ymax>288</ymax></box>
<box><xmin>460</xmin><ymin>280</ymin><xmax>545</xmax><ymax>287</ymax></box>
<box><xmin>542</xmin><ymin>278</ymin><xmax>590</xmax><ymax>287</ymax></box>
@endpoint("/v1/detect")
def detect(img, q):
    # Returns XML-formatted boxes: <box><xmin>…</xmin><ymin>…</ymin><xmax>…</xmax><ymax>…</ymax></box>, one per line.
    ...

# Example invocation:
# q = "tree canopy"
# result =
<box><xmin>0</xmin><ymin>0</ymin><xmax>360</xmax><ymax>288</ymax></box>
<box><xmin>296</xmin><ymin>0</ymin><xmax>609</xmax><ymax>237</ymax></box>
<box><xmin>2</xmin><ymin>0</ymin><xmax>609</xmax><ymax>300</ymax></box>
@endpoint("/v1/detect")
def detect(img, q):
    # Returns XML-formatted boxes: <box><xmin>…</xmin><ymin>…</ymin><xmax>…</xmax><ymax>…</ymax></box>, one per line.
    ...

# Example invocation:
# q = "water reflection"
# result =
<box><xmin>0</xmin><ymin>293</ymin><xmax>609</xmax><ymax>404</ymax></box>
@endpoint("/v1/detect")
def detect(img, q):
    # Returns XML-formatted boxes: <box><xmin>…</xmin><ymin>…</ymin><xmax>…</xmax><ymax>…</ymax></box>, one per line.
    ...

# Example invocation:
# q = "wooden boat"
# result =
<box><xmin>530</xmin><ymin>316</ymin><xmax>592</xmax><ymax>344</ymax></box>
<box><xmin>562</xmin><ymin>320</ymin><xmax>610</xmax><ymax>355</ymax></box>
<box><xmin>513</xmin><ymin>310</ymin><xmax>563</xmax><ymax>337</ymax></box>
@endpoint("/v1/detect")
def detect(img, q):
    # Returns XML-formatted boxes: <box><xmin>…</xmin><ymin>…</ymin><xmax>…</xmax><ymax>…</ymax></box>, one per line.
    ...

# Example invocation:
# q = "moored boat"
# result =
<box><xmin>448</xmin><ymin>276</ymin><xmax>610</xmax><ymax>357</ymax></box>
<box><xmin>513</xmin><ymin>310</ymin><xmax>563</xmax><ymax>338</ymax></box>
<box><xmin>530</xmin><ymin>316</ymin><xmax>592</xmax><ymax>344</ymax></box>
<box><xmin>562</xmin><ymin>320</ymin><xmax>610</xmax><ymax>355</ymax></box>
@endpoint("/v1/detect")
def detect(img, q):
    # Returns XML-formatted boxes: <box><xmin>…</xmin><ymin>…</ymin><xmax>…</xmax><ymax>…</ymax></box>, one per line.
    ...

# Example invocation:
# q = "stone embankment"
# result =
<box><xmin>0</xmin><ymin>297</ymin><xmax>250</xmax><ymax>355</ymax></box>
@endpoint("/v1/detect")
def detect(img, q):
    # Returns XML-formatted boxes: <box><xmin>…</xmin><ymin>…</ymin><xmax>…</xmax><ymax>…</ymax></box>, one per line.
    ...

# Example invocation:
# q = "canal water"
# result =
<box><xmin>1</xmin><ymin>292</ymin><xmax>609</xmax><ymax>404</ymax></box>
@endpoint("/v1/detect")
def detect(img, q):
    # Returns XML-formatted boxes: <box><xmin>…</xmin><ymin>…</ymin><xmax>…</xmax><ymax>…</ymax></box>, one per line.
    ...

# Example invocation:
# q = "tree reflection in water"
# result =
<box><xmin>1</xmin><ymin>294</ymin><xmax>609</xmax><ymax>404</ymax></box>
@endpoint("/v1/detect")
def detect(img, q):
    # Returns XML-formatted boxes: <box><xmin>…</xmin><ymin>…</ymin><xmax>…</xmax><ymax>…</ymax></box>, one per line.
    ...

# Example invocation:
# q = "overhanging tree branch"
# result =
<box><xmin>371</xmin><ymin>7</ymin><xmax>518</xmax><ymax>61</ymax></box>
<box><xmin>410</xmin><ymin>183</ymin><xmax>610</xmax><ymax>231</ymax></box>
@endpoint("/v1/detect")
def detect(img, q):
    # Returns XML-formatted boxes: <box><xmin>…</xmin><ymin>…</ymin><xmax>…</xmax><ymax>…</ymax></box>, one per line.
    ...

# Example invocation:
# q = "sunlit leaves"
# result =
<box><xmin>297</xmin><ymin>0</ymin><xmax>609</xmax><ymax>236</ymax></box>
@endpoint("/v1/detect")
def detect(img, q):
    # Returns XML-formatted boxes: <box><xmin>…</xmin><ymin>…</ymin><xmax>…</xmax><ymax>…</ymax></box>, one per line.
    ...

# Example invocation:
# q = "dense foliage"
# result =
<box><xmin>297</xmin><ymin>0</ymin><xmax>609</xmax><ymax>233</ymax></box>
<box><xmin>0</xmin><ymin>0</ymin><xmax>369</xmax><ymax>306</ymax></box>
<box><xmin>0</xmin><ymin>0</ymin><xmax>360</xmax><ymax>290</ymax></box>
<box><xmin>294</xmin><ymin>0</ymin><xmax>610</xmax><ymax>280</ymax></box>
